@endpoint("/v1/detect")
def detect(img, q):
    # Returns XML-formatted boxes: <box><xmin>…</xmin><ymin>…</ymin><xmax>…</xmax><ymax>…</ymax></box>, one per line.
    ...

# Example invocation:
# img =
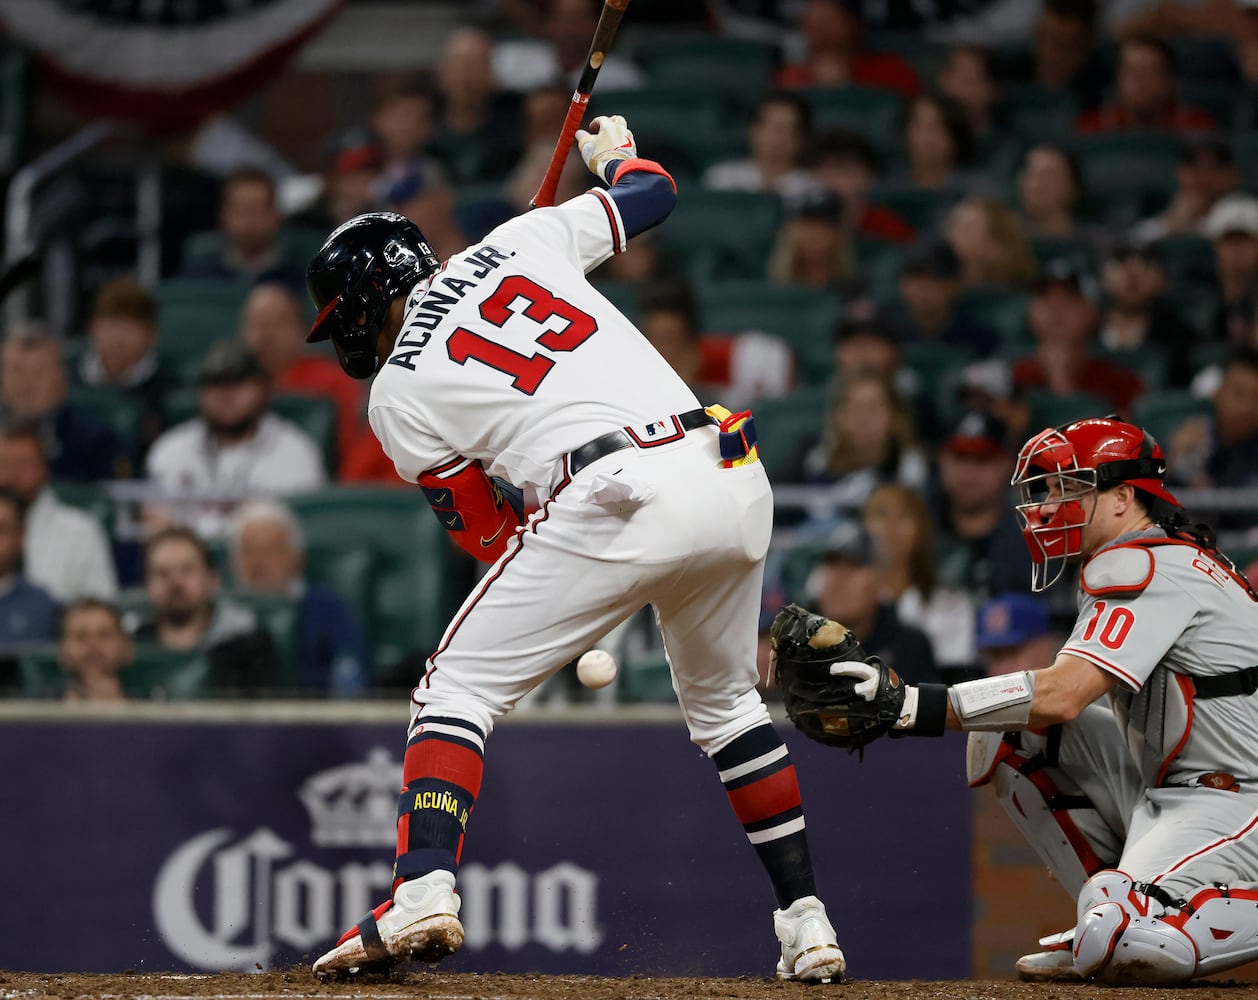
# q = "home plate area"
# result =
<box><xmin>7</xmin><ymin>973</ymin><xmax>1258</xmax><ymax>1000</ymax></box>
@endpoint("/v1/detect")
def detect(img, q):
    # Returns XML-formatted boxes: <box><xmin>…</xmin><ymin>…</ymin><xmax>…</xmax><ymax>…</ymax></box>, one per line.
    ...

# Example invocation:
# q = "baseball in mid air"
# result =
<box><xmin>576</xmin><ymin>649</ymin><xmax>618</xmax><ymax>688</ymax></box>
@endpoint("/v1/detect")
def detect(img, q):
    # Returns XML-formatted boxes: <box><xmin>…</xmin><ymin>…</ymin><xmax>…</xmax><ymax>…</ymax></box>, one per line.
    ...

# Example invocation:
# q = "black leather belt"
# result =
<box><xmin>568</xmin><ymin>408</ymin><xmax>716</xmax><ymax>476</ymax></box>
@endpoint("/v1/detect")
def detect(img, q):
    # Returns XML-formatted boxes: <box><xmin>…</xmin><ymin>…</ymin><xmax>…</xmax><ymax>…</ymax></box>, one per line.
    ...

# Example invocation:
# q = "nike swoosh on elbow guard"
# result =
<box><xmin>480</xmin><ymin>520</ymin><xmax>509</xmax><ymax>547</ymax></box>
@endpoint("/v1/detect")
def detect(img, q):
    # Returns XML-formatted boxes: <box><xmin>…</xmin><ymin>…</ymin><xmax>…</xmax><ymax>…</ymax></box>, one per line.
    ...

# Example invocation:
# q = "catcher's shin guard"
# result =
<box><xmin>1074</xmin><ymin>873</ymin><xmax>1258</xmax><ymax>985</ymax></box>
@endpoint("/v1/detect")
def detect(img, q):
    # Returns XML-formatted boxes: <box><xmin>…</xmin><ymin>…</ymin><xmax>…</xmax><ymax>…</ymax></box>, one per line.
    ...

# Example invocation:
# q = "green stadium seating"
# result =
<box><xmin>16</xmin><ymin>646</ymin><xmax>61</xmax><ymax>699</ymax></box>
<box><xmin>778</xmin><ymin>541</ymin><xmax>828</xmax><ymax>605</ymax></box>
<box><xmin>304</xmin><ymin>543</ymin><xmax>375</xmax><ymax>641</ymax></box>
<box><xmin>697</xmin><ymin>282</ymin><xmax>842</xmax><ymax>383</ymax></box>
<box><xmin>126</xmin><ymin>646</ymin><xmax>213</xmax><ymax>701</ymax></box>
<box><xmin>796</xmin><ymin>86</ymin><xmax>904</xmax><ymax>155</ymax></box>
<box><xmin>1156</xmin><ymin>235</ymin><xmax>1215</xmax><ymax>288</ymax></box>
<box><xmin>616</xmin><ymin>655</ymin><xmax>675</xmax><ymax>704</ymax></box>
<box><xmin>634</xmin><ymin>34</ymin><xmax>779</xmax><ymax>114</ymax></box>
<box><xmin>0</xmin><ymin>40</ymin><xmax>28</xmax><ymax>175</ymax></box>
<box><xmin>868</xmin><ymin>186</ymin><xmax>962</xmax><ymax>232</ymax></box>
<box><xmin>588</xmin><ymin>89</ymin><xmax>730</xmax><ymax>176</ymax></box>
<box><xmin>1132</xmin><ymin>389</ymin><xmax>1214</xmax><ymax>447</ymax></box>
<box><xmin>749</xmin><ymin>384</ymin><xmax>830</xmax><ymax>483</ymax></box>
<box><xmin>590</xmin><ymin>279</ymin><xmax>641</xmax><ymax>324</ymax></box>
<box><xmin>1176</xmin><ymin>82</ymin><xmax>1237</xmax><ymax>131</ymax></box>
<box><xmin>272</xmin><ymin>393</ymin><xmax>339</xmax><ymax>477</ymax></box>
<box><xmin>1002</xmin><ymin>85</ymin><xmax>1079</xmax><ymax>141</ymax></box>
<box><xmin>154</xmin><ymin>278</ymin><xmax>250</xmax><ymax>379</ymax></box>
<box><xmin>959</xmin><ymin>288</ymin><xmax>1031</xmax><ymax>346</ymax></box>
<box><xmin>1095</xmin><ymin>344</ymin><xmax>1168</xmax><ymax>392</ymax></box>
<box><xmin>1025</xmin><ymin>389</ymin><xmax>1109</xmax><ymax>430</ymax></box>
<box><xmin>1030</xmin><ymin>237</ymin><xmax>1095</xmax><ymax>271</ymax></box>
<box><xmin>229</xmin><ymin>590</ymin><xmax>301</xmax><ymax>687</ymax></box>
<box><xmin>1069</xmin><ymin>132</ymin><xmax>1180</xmax><ymax>199</ymax></box>
<box><xmin>656</xmin><ymin>190</ymin><xmax>781</xmax><ymax>281</ymax></box>
<box><xmin>901</xmin><ymin>341</ymin><xmax>973</xmax><ymax>414</ymax></box>
<box><xmin>1171</xmin><ymin>287</ymin><xmax>1219</xmax><ymax>341</ymax></box>
<box><xmin>287</xmin><ymin>487</ymin><xmax>465</xmax><ymax>671</ymax></box>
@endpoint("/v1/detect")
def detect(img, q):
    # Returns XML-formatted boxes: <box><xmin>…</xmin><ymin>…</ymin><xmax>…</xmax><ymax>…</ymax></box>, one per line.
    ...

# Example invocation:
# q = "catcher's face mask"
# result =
<box><xmin>1012</xmin><ymin>428</ymin><xmax>1098</xmax><ymax>592</ymax></box>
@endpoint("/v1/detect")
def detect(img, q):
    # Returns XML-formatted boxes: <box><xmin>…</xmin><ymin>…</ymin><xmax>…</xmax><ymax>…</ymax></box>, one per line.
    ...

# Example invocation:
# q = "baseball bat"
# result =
<box><xmin>530</xmin><ymin>0</ymin><xmax>631</xmax><ymax>209</ymax></box>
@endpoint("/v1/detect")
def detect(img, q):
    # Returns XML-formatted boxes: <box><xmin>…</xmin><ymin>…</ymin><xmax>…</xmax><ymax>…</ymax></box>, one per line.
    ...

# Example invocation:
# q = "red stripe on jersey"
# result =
<box><xmin>1154</xmin><ymin>673</ymin><xmax>1195</xmax><ymax>787</ymax></box>
<box><xmin>1060</xmin><ymin>646</ymin><xmax>1142</xmax><ymax>689</ymax></box>
<box><xmin>1154</xmin><ymin>807</ymin><xmax>1258</xmax><ymax>882</ymax></box>
<box><xmin>590</xmin><ymin>188</ymin><xmax>624</xmax><ymax>253</ymax></box>
<box><xmin>726</xmin><ymin>765</ymin><xmax>802</xmax><ymax>826</ymax></box>
<box><xmin>403</xmin><ymin>738</ymin><xmax>485</xmax><ymax>799</ymax></box>
<box><xmin>612</xmin><ymin>157</ymin><xmax>677</xmax><ymax>193</ymax></box>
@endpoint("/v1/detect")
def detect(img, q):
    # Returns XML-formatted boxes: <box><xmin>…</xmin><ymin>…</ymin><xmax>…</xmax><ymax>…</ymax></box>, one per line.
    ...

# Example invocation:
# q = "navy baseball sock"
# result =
<box><xmin>394</xmin><ymin>715</ymin><xmax>485</xmax><ymax>889</ymax></box>
<box><xmin>713</xmin><ymin>723</ymin><xmax>818</xmax><ymax>910</ymax></box>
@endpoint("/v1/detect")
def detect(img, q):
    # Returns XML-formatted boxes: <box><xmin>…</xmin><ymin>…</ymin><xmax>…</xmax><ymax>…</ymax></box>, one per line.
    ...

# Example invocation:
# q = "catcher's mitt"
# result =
<box><xmin>770</xmin><ymin>603</ymin><xmax>905</xmax><ymax>753</ymax></box>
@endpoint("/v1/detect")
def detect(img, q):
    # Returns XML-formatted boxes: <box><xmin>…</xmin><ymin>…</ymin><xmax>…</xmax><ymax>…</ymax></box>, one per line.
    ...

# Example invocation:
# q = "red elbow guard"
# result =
<box><xmin>419</xmin><ymin>460</ymin><xmax>522</xmax><ymax>563</ymax></box>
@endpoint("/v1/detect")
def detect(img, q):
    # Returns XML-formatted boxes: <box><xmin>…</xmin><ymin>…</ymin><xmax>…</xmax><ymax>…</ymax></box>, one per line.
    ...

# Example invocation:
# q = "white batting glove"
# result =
<box><xmin>574</xmin><ymin>115</ymin><xmax>636</xmax><ymax>179</ymax></box>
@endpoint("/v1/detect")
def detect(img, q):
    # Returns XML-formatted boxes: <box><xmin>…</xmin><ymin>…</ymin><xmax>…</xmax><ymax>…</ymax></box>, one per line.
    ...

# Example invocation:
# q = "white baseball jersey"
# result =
<box><xmin>1061</xmin><ymin>526</ymin><xmax>1258</xmax><ymax>789</ymax></box>
<box><xmin>368</xmin><ymin>192</ymin><xmax>699</xmax><ymax>494</ymax></box>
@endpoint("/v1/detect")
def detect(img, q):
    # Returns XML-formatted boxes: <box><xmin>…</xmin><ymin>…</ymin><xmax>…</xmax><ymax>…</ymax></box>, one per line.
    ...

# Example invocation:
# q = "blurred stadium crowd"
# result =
<box><xmin>2</xmin><ymin>0</ymin><xmax>1258</xmax><ymax>703</ymax></box>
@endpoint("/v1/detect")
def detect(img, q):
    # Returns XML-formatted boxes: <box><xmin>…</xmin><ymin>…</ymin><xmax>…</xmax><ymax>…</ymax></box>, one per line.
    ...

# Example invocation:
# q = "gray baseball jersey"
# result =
<box><xmin>1060</xmin><ymin>526</ymin><xmax>1258</xmax><ymax>790</ymax></box>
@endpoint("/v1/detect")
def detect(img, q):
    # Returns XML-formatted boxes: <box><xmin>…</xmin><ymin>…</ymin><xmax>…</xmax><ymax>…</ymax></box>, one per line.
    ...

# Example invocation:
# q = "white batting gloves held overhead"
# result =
<box><xmin>574</xmin><ymin>115</ymin><xmax>637</xmax><ymax>178</ymax></box>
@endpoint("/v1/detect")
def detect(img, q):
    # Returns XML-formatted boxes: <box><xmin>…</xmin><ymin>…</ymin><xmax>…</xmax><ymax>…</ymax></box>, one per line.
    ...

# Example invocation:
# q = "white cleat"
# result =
<box><xmin>774</xmin><ymin>895</ymin><xmax>847</xmax><ymax>984</ymax></box>
<box><xmin>1016</xmin><ymin>930</ymin><xmax>1081</xmax><ymax>982</ymax></box>
<box><xmin>312</xmin><ymin>870</ymin><xmax>464</xmax><ymax>978</ymax></box>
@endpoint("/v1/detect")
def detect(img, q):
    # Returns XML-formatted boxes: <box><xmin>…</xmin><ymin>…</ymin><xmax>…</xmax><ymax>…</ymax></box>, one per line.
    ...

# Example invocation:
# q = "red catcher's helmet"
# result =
<box><xmin>1012</xmin><ymin>418</ymin><xmax>1181</xmax><ymax>591</ymax></box>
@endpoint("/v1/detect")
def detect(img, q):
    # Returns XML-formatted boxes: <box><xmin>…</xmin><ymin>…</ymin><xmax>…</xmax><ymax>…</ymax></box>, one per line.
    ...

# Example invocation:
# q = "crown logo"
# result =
<box><xmin>298</xmin><ymin>748</ymin><xmax>402</xmax><ymax>848</ymax></box>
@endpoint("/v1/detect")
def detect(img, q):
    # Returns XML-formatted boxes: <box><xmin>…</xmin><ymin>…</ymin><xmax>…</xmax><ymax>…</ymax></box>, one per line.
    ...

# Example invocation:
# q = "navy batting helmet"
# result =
<box><xmin>306</xmin><ymin>212</ymin><xmax>440</xmax><ymax>379</ymax></box>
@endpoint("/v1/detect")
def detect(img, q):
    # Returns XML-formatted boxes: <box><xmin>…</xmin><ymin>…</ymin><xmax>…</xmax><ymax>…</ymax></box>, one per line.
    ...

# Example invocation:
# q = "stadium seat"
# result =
<box><xmin>590</xmin><ymin>279</ymin><xmax>641</xmax><ymax>324</ymax></box>
<box><xmin>634</xmin><ymin>33</ymin><xmax>779</xmax><ymax>114</ymax></box>
<box><xmin>154</xmin><ymin>278</ymin><xmax>250</xmax><ymax>379</ymax></box>
<box><xmin>0</xmin><ymin>40</ymin><xmax>28</xmax><ymax>175</ymax></box>
<box><xmin>304</xmin><ymin>543</ymin><xmax>375</xmax><ymax>642</ymax></box>
<box><xmin>749</xmin><ymin>384</ymin><xmax>830</xmax><ymax>483</ymax></box>
<box><xmin>616</xmin><ymin>654</ymin><xmax>675</xmax><ymax>704</ymax></box>
<box><xmin>287</xmin><ymin>487</ymin><xmax>468</xmax><ymax>671</ymax></box>
<box><xmin>227</xmin><ymin>590</ymin><xmax>301</xmax><ymax>688</ymax></box>
<box><xmin>1156</xmin><ymin>235</ymin><xmax>1215</xmax><ymax>288</ymax></box>
<box><xmin>1025</xmin><ymin>389</ymin><xmax>1109</xmax><ymax>430</ymax></box>
<box><xmin>1171</xmin><ymin>287</ymin><xmax>1219</xmax><ymax>340</ymax></box>
<box><xmin>959</xmin><ymin>288</ymin><xmax>1031</xmax><ymax>346</ymax></box>
<box><xmin>1002</xmin><ymin>85</ymin><xmax>1079</xmax><ymax>142</ymax></box>
<box><xmin>868</xmin><ymin>186</ymin><xmax>962</xmax><ymax>232</ymax></box>
<box><xmin>272</xmin><ymin>393</ymin><xmax>339</xmax><ymax>477</ymax></box>
<box><xmin>696</xmin><ymin>282</ymin><xmax>843</xmax><ymax>383</ymax></box>
<box><xmin>1030</xmin><ymin>237</ymin><xmax>1095</xmax><ymax>271</ymax></box>
<box><xmin>1132</xmin><ymin>389</ymin><xmax>1214</xmax><ymax>447</ymax></box>
<box><xmin>656</xmin><ymin>190</ymin><xmax>781</xmax><ymax>281</ymax></box>
<box><xmin>16</xmin><ymin>646</ymin><xmax>61</xmax><ymax>699</ymax></box>
<box><xmin>796</xmin><ymin>86</ymin><xmax>903</xmax><ymax>156</ymax></box>
<box><xmin>1069</xmin><ymin>133</ymin><xmax>1180</xmax><ymax>199</ymax></box>
<box><xmin>1176</xmin><ymin>81</ymin><xmax>1237</xmax><ymax>130</ymax></box>
<box><xmin>1095</xmin><ymin>344</ymin><xmax>1168</xmax><ymax>392</ymax></box>
<box><xmin>588</xmin><ymin>88</ymin><xmax>730</xmax><ymax>177</ymax></box>
<box><xmin>126</xmin><ymin>645</ymin><xmax>213</xmax><ymax>701</ymax></box>
<box><xmin>901</xmin><ymin>342</ymin><xmax>972</xmax><ymax>410</ymax></box>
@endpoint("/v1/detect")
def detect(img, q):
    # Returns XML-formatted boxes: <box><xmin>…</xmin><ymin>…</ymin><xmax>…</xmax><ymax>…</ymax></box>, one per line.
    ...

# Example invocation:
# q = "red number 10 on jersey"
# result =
<box><xmin>446</xmin><ymin>275</ymin><xmax>597</xmax><ymax>395</ymax></box>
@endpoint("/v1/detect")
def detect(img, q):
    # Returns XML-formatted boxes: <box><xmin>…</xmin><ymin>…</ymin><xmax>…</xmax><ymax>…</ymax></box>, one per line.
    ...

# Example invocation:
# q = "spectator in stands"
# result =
<box><xmin>324</xmin><ymin>131</ymin><xmax>384</xmax><ymax>227</ymax></box>
<box><xmin>945</xmin><ymin>197</ymin><xmax>1038</xmax><ymax>290</ymax></box>
<box><xmin>431</xmin><ymin>27</ymin><xmax>521</xmax><ymax>185</ymax></box>
<box><xmin>382</xmin><ymin>163</ymin><xmax>470</xmax><ymax>260</ymax></box>
<box><xmin>1132</xmin><ymin>135</ymin><xmax>1239</xmax><ymax>244</ymax></box>
<box><xmin>767</xmin><ymin>188</ymin><xmax>855</xmax><ymax>291</ymax></box>
<box><xmin>901</xmin><ymin>92</ymin><xmax>976</xmax><ymax>193</ymax></box>
<box><xmin>238</xmin><ymin>283</ymin><xmax>363</xmax><ymax>478</ymax></box>
<box><xmin>78</xmin><ymin>277</ymin><xmax>174</xmax><ymax>456</ymax></box>
<box><xmin>805</xmin><ymin>130</ymin><xmax>915</xmax><ymax>244</ymax></box>
<box><xmin>1167</xmin><ymin>350</ymin><xmax>1258</xmax><ymax>502</ymax></box>
<box><xmin>1013</xmin><ymin>259</ymin><xmax>1144</xmax><ymax>418</ymax></box>
<box><xmin>145</xmin><ymin>340</ymin><xmax>325</xmax><ymax>537</ymax></box>
<box><xmin>370</xmin><ymin>80</ymin><xmax>440</xmax><ymax>174</ymax></box>
<box><xmin>504</xmin><ymin>143</ymin><xmax>586</xmax><ymax>215</ymax></box>
<box><xmin>595</xmin><ymin>228</ymin><xmax>661</xmax><ymax>284</ymax></box>
<box><xmin>0</xmin><ymin>324</ymin><xmax>120</xmax><ymax>482</ymax></box>
<box><xmin>955</xmin><ymin>358</ymin><xmax>1029</xmax><ymax>441</ymax></box>
<box><xmin>229</xmin><ymin>499</ymin><xmax>370</xmax><ymax>695</ymax></box>
<box><xmin>1027</xmin><ymin>0</ymin><xmax>1106</xmax><ymax>108</ymax></box>
<box><xmin>809</xmin><ymin>522</ymin><xmax>939</xmax><ymax>684</ymax></box>
<box><xmin>831</xmin><ymin>306</ymin><xmax>935</xmax><ymax>434</ymax></box>
<box><xmin>932</xmin><ymin>410</ymin><xmax>1031</xmax><ymax>600</ymax></box>
<box><xmin>639</xmin><ymin>277</ymin><xmax>794</xmax><ymax>408</ymax></box>
<box><xmin>975</xmin><ymin>592</ymin><xmax>1062</xmax><ymax>678</ymax></box>
<box><xmin>938</xmin><ymin>46</ymin><xmax>1002</xmax><ymax>144</ymax></box>
<box><xmin>1075</xmin><ymin>36</ymin><xmax>1217</xmax><ymax>133</ymax></box>
<box><xmin>182</xmin><ymin>167</ymin><xmax>306</xmax><ymax>292</ymax></box>
<box><xmin>492</xmin><ymin>0</ymin><xmax>646</xmax><ymax>94</ymax></box>
<box><xmin>804</xmin><ymin>371</ymin><xmax>929</xmax><ymax>506</ymax></box>
<box><xmin>862</xmin><ymin>483</ymin><xmax>977</xmax><ymax>676</ymax></box>
<box><xmin>59</xmin><ymin>599</ymin><xmax>131</xmax><ymax>702</ymax></box>
<box><xmin>1099</xmin><ymin>241</ymin><xmax>1195</xmax><ymax>383</ymax></box>
<box><xmin>0</xmin><ymin>423</ymin><xmax>118</xmax><ymax>603</ymax></box>
<box><xmin>1205</xmin><ymin>193</ymin><xmax>1258</xmax><ymax>345</ymax></box>
<box><xmin>0</xmin><ymin>488</ymin><xmax>58</xmax><ymax>651</ymax></box>
<box><xmin>886</xmin><ymin>238</ymin><xmax>1000</xmax><ymax>356</ymax></box>
<box><xmin>703</xmin><ymin>91</ymin><xmax>820</xmax><ymax>199</ymax></box>
<box><xmin>134</xmin><ymin>526</ymin><xmax>281</xmax><ymax>694</ymax></box>
<box><xmin>775</xmin><ymin>0</ymin><xmax>920</xmax><ymax>100</ymax></box>
<box><xmin>1016</xmin><ymin>143</ymin><xmax>1088</xmax><ymax>241</ymax></box>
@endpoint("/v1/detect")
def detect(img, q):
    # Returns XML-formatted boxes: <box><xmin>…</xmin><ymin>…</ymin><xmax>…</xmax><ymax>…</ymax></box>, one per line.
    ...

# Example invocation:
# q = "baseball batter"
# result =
<box><xmin>302</xmin><ymin>115</ymin><xmax>845</xmax><ymax>983</ymax></box>
<box><xmin>774</xmin><ymin>417</ymin><xmax>1258</xmax><ymax>985</ymax></box>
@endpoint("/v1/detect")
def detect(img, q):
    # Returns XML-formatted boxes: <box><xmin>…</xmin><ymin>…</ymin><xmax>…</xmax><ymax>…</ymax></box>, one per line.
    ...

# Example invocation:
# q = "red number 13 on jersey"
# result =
<box><xmin>446</xmin><ymin>275</ymin><xmax>597</xmax><ymax>394</ymax></box>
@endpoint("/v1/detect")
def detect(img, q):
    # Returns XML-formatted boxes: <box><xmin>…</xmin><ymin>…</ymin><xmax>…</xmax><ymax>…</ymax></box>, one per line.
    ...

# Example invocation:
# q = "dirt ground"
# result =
<box><xmin>6</xmin><ymin>972</ymin><xmax>1258</xmax><ymax>1000</ymax></box>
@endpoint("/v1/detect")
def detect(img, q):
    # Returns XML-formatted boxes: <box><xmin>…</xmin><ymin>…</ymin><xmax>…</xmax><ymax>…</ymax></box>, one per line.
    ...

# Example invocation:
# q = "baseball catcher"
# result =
<box><xmin>782</xmin><ymin>417</ymin><xmax>1258</xmax><ymax>986</ymax></box>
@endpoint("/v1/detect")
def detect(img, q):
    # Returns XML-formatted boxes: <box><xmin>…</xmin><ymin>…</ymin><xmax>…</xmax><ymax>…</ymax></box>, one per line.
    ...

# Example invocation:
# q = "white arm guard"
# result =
<box><xmin>948</xmin><ymin>672</ymin><xmax>1035</xmax><ymax>731</ymax></box>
